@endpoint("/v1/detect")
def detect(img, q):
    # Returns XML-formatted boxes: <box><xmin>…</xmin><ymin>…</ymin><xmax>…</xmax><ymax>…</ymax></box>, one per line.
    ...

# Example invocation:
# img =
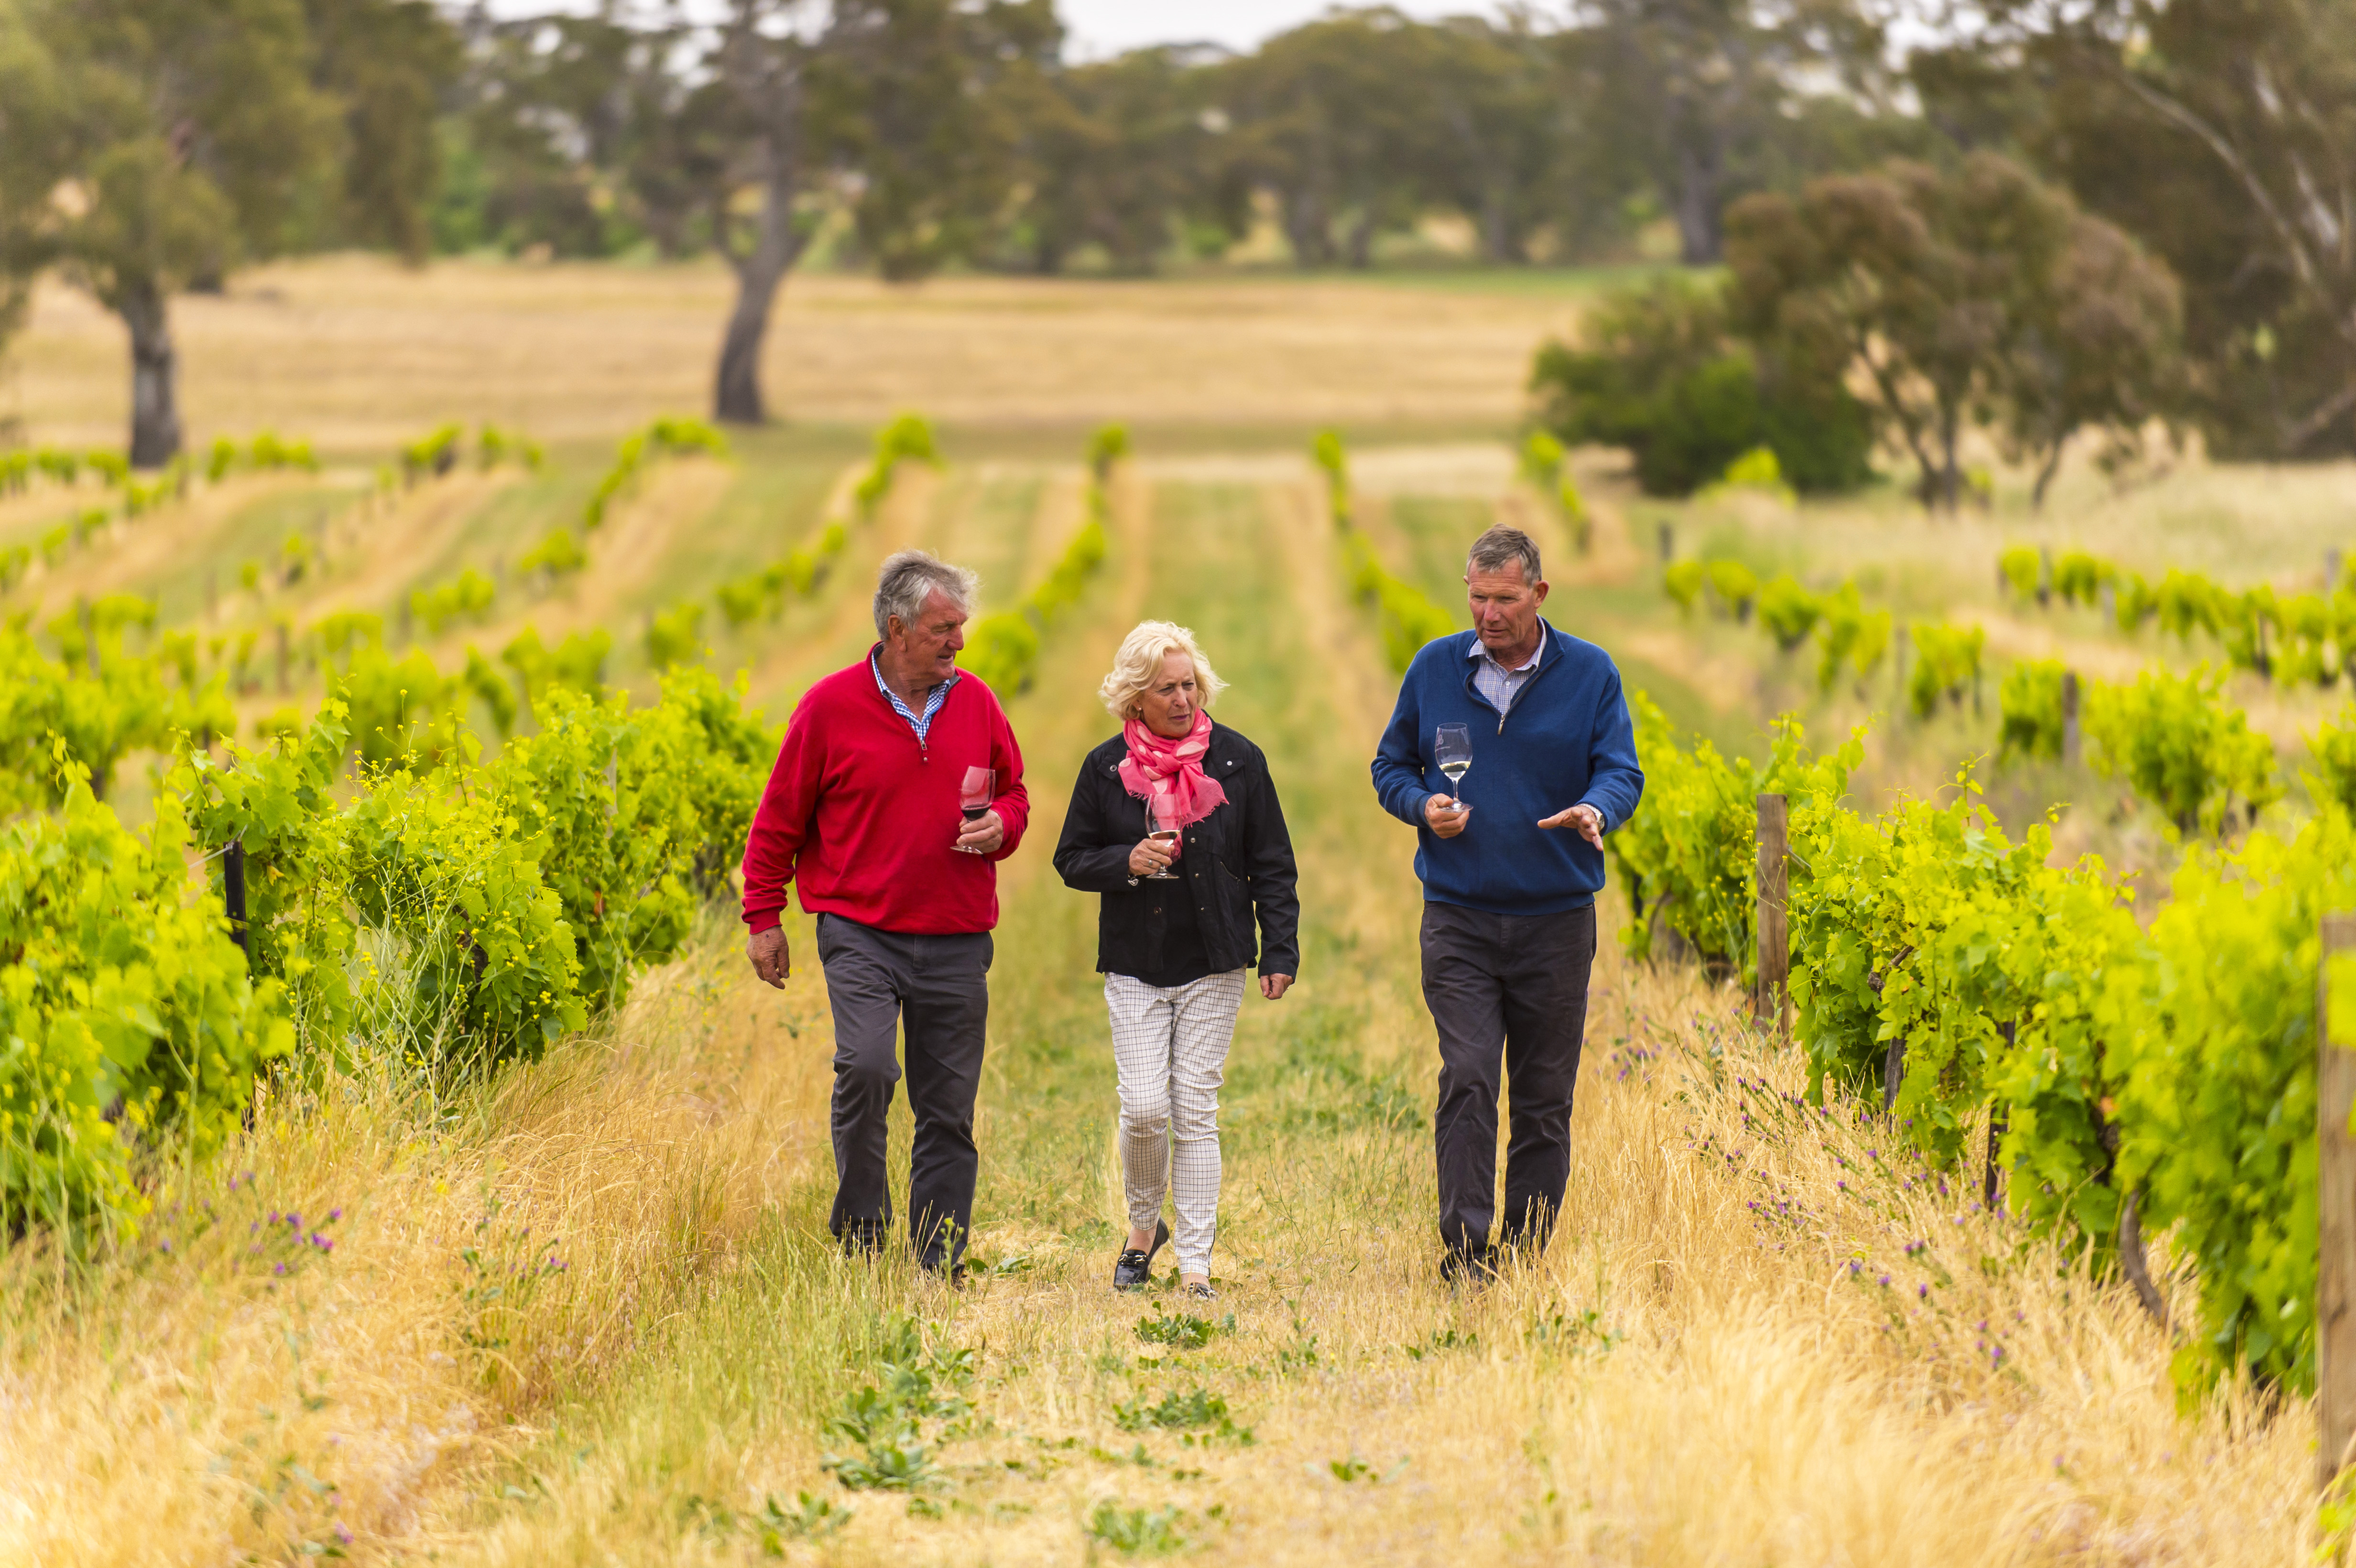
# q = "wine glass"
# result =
<box><xmin>957</xmin><ymin>766</ymin><xmax>994</xmax><ymax>853</ymax></box>
<box><xmin>1143</xmin><ymin>795</ymin><xmax>1180</xmax><ymax>880</ymax></box>
<box><xmin>1435</xmin><ymin>723</ymin><xmax>1472</xmax><ymax>803</ymax></box>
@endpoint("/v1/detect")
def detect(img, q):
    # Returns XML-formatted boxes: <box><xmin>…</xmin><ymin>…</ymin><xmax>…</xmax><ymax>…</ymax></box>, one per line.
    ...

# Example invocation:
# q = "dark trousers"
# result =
<box><xmin>814</xmin><ymin>911</ymin><xmax>993</xmax><ymax>1272</ymax></box>
<box><xmin>1419</xmin><ymin>900</ymin><xmax>1597</xmax><ymax>1259</ymax></box>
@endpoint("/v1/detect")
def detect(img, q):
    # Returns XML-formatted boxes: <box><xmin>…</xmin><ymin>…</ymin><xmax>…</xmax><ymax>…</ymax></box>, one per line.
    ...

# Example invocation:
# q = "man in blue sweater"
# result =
<box><xmin>1370</xmin><ymin>524</ymin><xmax>1643</xmax><ymax>1281</ymax></box>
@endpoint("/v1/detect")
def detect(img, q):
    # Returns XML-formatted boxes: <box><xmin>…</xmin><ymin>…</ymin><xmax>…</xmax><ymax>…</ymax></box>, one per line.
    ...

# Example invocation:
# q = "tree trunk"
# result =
<box><xmin>1672</xmin><ymin>138</ymin><xmax>1723</xmax><ymax>265</ymax></box>
<box><xmin>2030</xmin><ymin>440</ymin><xmax>2065</xmax><ymax>511</ymax></box>
<box><xmin>710</xmin><ymin>7</ymin><xmax>809</xmax><ymax>428</ymax></box>
<box><xmin>1931</xmin><ymin>403</ymin><xmax>1963</xmax><ymax>513</ymax></box>
<box><xmin>120</xmin><ymin>280</ymin><xmax>181</xmax><ymax>469</ymax></box>
<box><xmin>715</xmin><ymin>254</ymin><xmax>785</xmax><ymax>425</ymax></box>
<box><xmin>1480</xmin><ymin>187</ymin><xmax>1515</xmax><ymax>264</ymax></box>
<box><xmin>1282</xmin><ymin>186</ymin><xmax>1331</xmax><ymax>269</ymax></box>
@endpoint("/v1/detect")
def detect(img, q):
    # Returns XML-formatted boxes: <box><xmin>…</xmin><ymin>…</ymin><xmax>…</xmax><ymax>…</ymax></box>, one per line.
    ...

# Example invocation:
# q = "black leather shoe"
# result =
<box><xmin>1439</xmin><ymin>1244</ymin><xmax>1497</xmax><ymax>1287</ymax></box>
<box><xmin>1112</xmin><ymin>1220</ymin><xmax>1169</xmax><ymax>1290</ymax></box>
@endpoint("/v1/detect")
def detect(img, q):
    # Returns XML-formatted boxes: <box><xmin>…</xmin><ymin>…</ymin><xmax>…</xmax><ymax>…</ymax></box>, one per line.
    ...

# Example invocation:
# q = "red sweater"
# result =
<box><xmin>741</xmin><ymin>655</ymin><xmax>1029</xmax><ymax>935</ymax></box>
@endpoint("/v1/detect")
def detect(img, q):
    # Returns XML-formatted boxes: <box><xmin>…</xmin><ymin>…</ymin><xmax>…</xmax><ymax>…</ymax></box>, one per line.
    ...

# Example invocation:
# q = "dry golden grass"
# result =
<box><xmin>7</xmin><ymin>256</ymin><xmax>1584</xmax><ymax>451</ymax></box>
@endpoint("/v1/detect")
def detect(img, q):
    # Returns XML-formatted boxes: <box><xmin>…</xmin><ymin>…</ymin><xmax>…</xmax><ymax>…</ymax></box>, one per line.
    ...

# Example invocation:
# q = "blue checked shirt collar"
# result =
<box><xmin>1468</xmin><ymin>631</ymin><xmax>1541</xmax><ymax>717</ymax></box>
<box><xmin>871</xmin><ymin>650</ymin><xmax>960</xmax><ymax>742</ymax></box>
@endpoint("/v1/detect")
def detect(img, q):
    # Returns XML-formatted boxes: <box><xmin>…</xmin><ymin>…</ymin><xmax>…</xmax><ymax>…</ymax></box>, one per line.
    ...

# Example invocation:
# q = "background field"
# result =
<box><xmin>1</xmin><ymin>258</ymin><xmax>2344</xmax><ymax>1564</ymax></box>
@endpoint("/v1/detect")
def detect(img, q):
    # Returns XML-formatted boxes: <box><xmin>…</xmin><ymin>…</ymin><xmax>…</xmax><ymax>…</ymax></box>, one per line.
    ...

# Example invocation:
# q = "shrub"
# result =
<box><xmin>1342</xmin><ymin>534</ymin><xmax>1454</xmax><ymax>674</ymax></box>
<box><xmin>502</xmin><ymin>626</ymin><xmax>611</xmax><ymax>711</ymax></box>
<box><xmin>959</xmin><ymin>612</ymin><xmax>1039</xmax><ymax>695</ymax></box>
<box><xmin>1529</xmin><ymin>276</ymin><xmax>1872</xmax><ymax>497</ymax></box>
<box><xmin>1662</xmin><ymin>560</ymin><xmax>1705</xmax><ymax>617</ymax></box>
<box><xmin>1812</xmin><ymin>583</ymin><xmax>1890</xmax><ymax>693</ymax></box>
<box><xmin>1088</xmin><ymin>422</ymin><xmax>1130</xmax><ymax>482</ymax></box>
<box><xmin>854</xmin><ymin>414</ymin><xmax>940</xmax><ymax>520</ymax></box>
<box><xmin>1998</xmin><ymin>660</ymin><xmax>2069</xmax><ymax>761</ymax></box>
<box><xmin>0</xmin><ymin>780</ymin><xmax>293</xmax><ymax>1234</ymax></box>
<box><xmin>2053</xmin><ymin>550</ymin><xmax>2111</xmax><ymax>607</ymax></box>
<box><xmin>2311</xmin><ymin>708</ymin><xmax>2356</xmax><ymax>816</ymax></box>
<box><xmin>1606</xmin><ymin>694</ymin><xmax>1859</xmax><ymax>982</ymax></box>
<box><xmin>344</xmin><ymin>773</ymin><xmax>587</xmax><ymax>1066</ymax></box>
<box><xmin>489</xmin><ymin>680</ymin><xmax>755</xmax><ymax>1005</ymax></box>
<box><xmin>1999</xmin><ymin>546</ymin><xmax>2041</xmax><ymax>602</ymax></box>
<box><xmin>344</xmin><ymin>647</ymin><xmax>461</xmax><ymax>771</ymax></box>
<box><xmin>1312</xmin><ymin>428</ymin><xmax>1350</xmax><ymax>523</ymax></box>
<box><xmin>2084</xmin><ymin>666</ymin><xmax>2280</xmax><ymax>835</ymax></box>
<box><xmin>1707</xmin><ymin>445</ymin><xmax>1796</xmax><ymax>505</ymax></box>
<box><xmin>1756</xmin><ymin>575</ymin><xmax>1821</xmax><ymax>651</ymax></box>
<box><xmin>410</xmin><ymin>568</ymin><xmax>498</xmax><ymax>635</ymax></box>
<box><xmin>2112</xmin><ymin>811</ymin><xmax>2356</xmax><ymax>1390</ymax></box>
<box><xmin>1706</xmin><ymin>558</ymin><xmax>1759</xmax><ymax>621</ymax></box>
<box><xmin>644</xmin><ymin>602</ymin><xmax>707</xmax><ymax>670</ymax></box>
<box><xmin>1906</xmin><ymin>622</ymin><xmax>1985</xmax><ymax>718</ymax></box>
<box><xmin>518</xmin><ymin>528</ymin><xmax>587</xmax><ymax>580</ymax></box>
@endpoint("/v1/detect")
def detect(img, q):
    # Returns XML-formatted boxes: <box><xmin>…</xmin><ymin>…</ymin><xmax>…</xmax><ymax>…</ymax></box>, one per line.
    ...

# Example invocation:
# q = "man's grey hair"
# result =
<box><xmin>873</xmin><ymin>550</ymin><xmax>979</xmax><ymax>638</ymax></box>
<box><xmin>1465</xmin><ymin>524</ymin><xmax>1541</xmax><ymax>585</ymax></box>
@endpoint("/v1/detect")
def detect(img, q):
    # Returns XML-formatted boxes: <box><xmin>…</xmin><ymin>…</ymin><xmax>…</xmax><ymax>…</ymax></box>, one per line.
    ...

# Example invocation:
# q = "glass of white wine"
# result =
<box><xmin>1435</xmin><ymin>723</ymin><xmax>1472</xmax><ymax>804</ymax></box>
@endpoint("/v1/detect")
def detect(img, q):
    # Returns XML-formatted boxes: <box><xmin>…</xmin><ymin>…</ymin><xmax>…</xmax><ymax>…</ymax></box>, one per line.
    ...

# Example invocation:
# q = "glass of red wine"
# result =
<box><xmin>1143</xmin><ymin>794</ymin><xmax>1179</xmax><ymax>880</ymax></box>
<box><xmin>957</xmin><ymin>766</ymin><xmax>994</xmax><ymax>853</ymax></box>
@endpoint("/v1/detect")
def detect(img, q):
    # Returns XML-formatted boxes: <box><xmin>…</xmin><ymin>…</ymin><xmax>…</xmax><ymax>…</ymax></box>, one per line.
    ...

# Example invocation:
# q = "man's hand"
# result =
<box><xmin>1259</xmin><ymin>973</ymin><xmax>1293</xmax><ymax>1001</ymax></box>
<box><xmin>746</xmin><ymin>926</ymin><xmax>790</xmax><ymax>988</ymax></box>
<box><xmin>956</xmin><ymin>807</ymin><xmax>1004</xmax><ymax>856</ymax></box>
<box><xmin>1538</xmin><ymin>802</ymin><xmax>1605</xmax><ymax>850</ymax></box>
<box><xmin>1423</xmin><ymin>793</ymin><xmax>1471</xmax><ymax>838</ymax></box>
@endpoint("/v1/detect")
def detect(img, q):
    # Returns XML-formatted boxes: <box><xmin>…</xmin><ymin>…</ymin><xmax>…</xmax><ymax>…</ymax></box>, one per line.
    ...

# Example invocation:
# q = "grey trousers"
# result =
<box><xmin>1419</xmin><ymin>900</ymin><xmax>1597</xmax><ymax>1259</ymax></box>
<box><xmin>814</xmin><ymin>911</ymin><xmax>993</xmax><ymax>1272</ymax></box>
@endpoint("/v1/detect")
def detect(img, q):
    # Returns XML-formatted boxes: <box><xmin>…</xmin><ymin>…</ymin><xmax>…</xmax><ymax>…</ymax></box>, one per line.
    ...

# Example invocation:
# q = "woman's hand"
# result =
<box><xmin>1260</xmin><ymin>973</ymin><xmax>1292</xmax><ymax>1000</ymax></box>
<box><xmin>1127</xmin><ymin>837</ymin><xmax>1174</xmax><ymax>878</ymax></box>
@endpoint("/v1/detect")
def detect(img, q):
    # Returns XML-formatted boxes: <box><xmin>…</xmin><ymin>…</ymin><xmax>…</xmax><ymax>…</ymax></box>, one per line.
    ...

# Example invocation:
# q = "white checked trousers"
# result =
<box><xmin>1104</xmin><ymin>969</ymin><xmax>1246</xmax><ymax>1277</ymax></box>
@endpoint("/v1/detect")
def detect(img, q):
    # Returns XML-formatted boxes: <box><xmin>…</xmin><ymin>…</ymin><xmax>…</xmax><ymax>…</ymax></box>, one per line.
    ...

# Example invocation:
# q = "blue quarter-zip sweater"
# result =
<box><xmin>1370</xmin><ymin>623</ymin><xmax>1644</xmax><ymax>915</ymax></box>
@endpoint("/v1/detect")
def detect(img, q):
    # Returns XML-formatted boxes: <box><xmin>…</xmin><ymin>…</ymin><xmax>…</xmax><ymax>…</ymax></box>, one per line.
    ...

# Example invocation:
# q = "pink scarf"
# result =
<box><xmin>1118</xmin><ymin>710</ymin><xmax>1226</xmax><ymax>858</ymax></box>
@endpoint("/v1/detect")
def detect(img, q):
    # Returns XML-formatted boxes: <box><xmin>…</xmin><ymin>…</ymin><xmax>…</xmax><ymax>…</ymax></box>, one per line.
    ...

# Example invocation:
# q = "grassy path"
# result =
<box><xmin>401</xmin><ymin>473</ymin><xmax>2303</xmax><ymax>1566</ymax></box>
<box><xmin>1</xmin><ymin>456</ymin><xmax>2321</xmax><ymax>1567</ymax></box>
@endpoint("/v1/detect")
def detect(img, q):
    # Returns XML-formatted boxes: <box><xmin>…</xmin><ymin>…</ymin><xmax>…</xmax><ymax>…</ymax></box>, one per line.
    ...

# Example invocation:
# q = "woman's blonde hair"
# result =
<box><xmin>1098</xmin><ymin>620</ymin><xmax>1227</xmax><ymax>719</ymax></box>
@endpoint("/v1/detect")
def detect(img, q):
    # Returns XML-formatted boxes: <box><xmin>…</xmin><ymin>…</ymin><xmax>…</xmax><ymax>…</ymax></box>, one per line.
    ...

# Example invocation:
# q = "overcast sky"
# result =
<box><xmin>477</xmin><ymin>1</ymin><xmax>1516</xmax><ymax>59</ymax></box>
<box><xmin>1055</xmin><ymin>1</ymin><xmax>1509</xmax><ymax>58</ymax></box>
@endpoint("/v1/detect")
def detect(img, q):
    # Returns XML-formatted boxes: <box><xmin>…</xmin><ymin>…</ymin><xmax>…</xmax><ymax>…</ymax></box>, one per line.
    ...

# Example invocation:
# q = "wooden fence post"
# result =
<box><xmin>1657</xmin><ymin>521</ymin><xmax>1675</xmax><ymax>564</ymax></box>
<box><xmin>2320</xmin><ymin>912</ymin><xmax>2356</xmax><ymax>1490</ymax></box>
<box><xmin>274</xmin><ymin>622</ymin><xmax>290</xmax><ymax>695</ymax></box>
<box><xmin>1755</xmin><ymin>794</ymin><xmax>1789</xmax><ymax>1032</ymax></box>
<box><xmin>223</xmin><ymin>839</ymin><xmax>248</xmax><ymax>960</ymax></box>
<box><xmin>2061</xmin><ymin>671</ymin><xmax>2082</xmax><ymax>765</ymax></box>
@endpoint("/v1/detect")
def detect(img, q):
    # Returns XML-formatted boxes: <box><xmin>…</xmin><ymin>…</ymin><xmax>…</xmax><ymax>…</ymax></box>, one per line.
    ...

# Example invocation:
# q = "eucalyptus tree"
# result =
<box><xmin>0</xmin><ymin>0</ymin><xmax>65</xmax><ymax>363</ymax></box>
<box><xmin>11</xmin><ymin>0</ymin><xmax>450</xmax><ymax>465</ymax></box>
<box><xmin>1725</xmin><ymin>152</ymin><xmax>2178</xmax><ymax>511</ymax></box>
<box><xmin>1986</xmin><ymin>0</ymin><xmax>2356</xmax><ymax>459</ymax></box>
<box><xmin>1567</xmin><ymin>0</ymin><xmax>1893</xmax><ymax>265</ymax></box>
<box><xmin>1215</xmin><ymin>11</ymin><xmax>1432</xmax><ymax>268</ymax></box>
<box><xmin>1005</xmin><ymin>45</ymin><xmax>1239</xmax><ymax>275</ymax></box>
<box><xmin>37</xmin><ymin>0</ymin><xmax>338</xmax><ymax>465</ymax></box>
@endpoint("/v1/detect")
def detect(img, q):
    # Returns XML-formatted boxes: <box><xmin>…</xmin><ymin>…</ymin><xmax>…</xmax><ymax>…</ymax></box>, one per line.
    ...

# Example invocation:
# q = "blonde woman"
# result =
<box><xmin>1052</xmin><ymin>621</ymin><xmax>1299</xmax><ymax>1298</ymax></box>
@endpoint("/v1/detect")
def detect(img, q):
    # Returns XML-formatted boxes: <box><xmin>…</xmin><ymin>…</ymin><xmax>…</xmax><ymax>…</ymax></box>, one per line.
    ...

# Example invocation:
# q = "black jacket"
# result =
<box><xmin>1053</xmin><ymin>723</ymin><xmax>1301</xmax><ymax>980</ymax></box>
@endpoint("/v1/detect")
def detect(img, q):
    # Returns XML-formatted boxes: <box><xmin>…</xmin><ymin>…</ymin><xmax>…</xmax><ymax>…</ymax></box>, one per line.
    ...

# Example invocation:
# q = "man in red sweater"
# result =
<box><xmin>742</xmin><ymin>549</ymin><xmax>1029</xmax><ymax>1279</ymax></box>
